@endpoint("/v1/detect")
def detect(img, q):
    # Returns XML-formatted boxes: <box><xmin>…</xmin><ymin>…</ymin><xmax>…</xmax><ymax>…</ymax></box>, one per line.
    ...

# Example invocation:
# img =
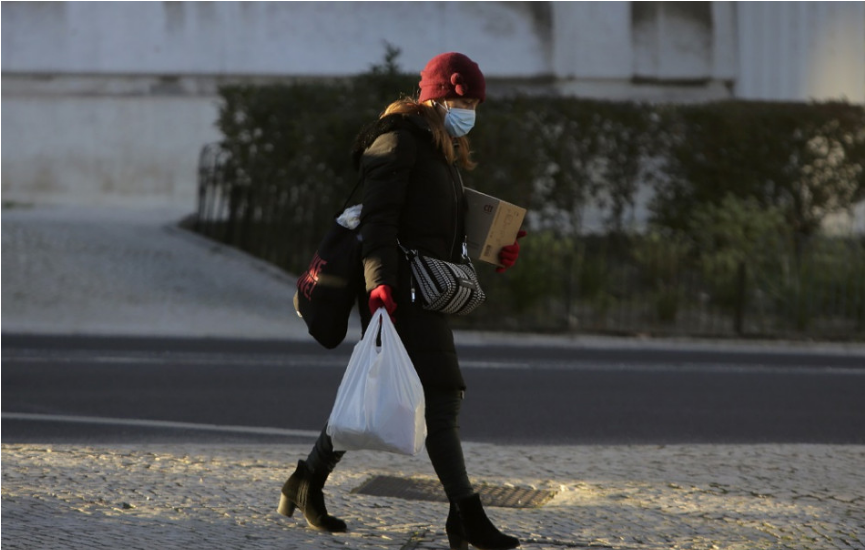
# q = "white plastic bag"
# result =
<box><xmin>326</xmin><ymin>309</ymin><xmax>426</xmax><ymax>456</ymax></box>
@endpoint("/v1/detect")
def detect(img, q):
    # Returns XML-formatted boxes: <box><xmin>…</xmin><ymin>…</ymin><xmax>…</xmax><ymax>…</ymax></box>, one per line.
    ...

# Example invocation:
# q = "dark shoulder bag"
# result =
<box><xmin>293</xmin><ymin>179</ymin><xmax>364</xmax><ymax>349</ymax></box>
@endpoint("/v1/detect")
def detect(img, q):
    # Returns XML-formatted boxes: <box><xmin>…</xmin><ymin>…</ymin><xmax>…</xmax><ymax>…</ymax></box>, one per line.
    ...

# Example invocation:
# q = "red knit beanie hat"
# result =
<box><xmin>418</xmin><ymin>52</ymin><xmax>486</xmax><ymax>103</ymax></box>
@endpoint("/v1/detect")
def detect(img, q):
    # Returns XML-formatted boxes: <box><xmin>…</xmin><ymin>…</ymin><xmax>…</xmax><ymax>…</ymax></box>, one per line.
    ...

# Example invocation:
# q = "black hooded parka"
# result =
<box><xmin>354</xmin><ymin>112</ymin><xmax>469</xmax><ymax>391</ymax></box>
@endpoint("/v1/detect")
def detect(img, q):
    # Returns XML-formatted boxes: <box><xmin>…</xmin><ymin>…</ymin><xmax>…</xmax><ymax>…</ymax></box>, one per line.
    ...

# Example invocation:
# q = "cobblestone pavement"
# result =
<box><xmin>3</xmin><ymin>443</ymin><xmax>863</xmax><ymax>549</ymax></box>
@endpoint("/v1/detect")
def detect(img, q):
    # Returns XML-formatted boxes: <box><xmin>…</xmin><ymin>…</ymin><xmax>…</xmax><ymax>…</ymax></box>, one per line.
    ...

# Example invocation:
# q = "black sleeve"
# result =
<box><xmin>359</xmin><ymin>129</ymin><xmax>417</xmax><ymax>292</ymax></box>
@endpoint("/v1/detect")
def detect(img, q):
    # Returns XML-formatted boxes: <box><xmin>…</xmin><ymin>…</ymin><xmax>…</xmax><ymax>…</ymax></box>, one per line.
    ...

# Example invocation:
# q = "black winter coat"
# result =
<box><xmin>354</xmin><ymin>113</ymin><xmax>468</xmax><ymax>391</ymax></box>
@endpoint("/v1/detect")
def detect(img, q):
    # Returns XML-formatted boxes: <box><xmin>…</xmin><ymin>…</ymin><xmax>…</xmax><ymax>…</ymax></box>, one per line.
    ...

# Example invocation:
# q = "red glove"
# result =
<box><xmin>496</xmin><ymin>230</ymin><xmax>527</xmax><ymax>273</ymax></box>
<box><xmin>368</xmin><ymin>284</ymin><xmax>397</xmax><ymax>318</ymax></box>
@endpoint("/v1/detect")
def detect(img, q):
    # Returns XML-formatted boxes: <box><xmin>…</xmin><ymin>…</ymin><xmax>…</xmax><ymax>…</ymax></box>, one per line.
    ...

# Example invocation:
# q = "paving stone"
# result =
<box><xmin>2</xmin><ymin>443</ymin><xmax>864</xmax><ymax>549</ymax></box>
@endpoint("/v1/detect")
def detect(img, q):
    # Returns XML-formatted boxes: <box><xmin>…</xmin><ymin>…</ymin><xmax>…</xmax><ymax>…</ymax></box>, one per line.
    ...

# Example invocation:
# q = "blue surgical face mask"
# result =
<box><xmin>441</xmin><ymin>104</ymin><xmax>476</xmax><ymax>137</ymax></box>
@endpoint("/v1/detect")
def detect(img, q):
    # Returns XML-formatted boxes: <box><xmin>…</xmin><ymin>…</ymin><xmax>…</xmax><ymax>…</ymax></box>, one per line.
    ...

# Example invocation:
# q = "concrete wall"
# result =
<box><xmin>1</xmin><ymin>93</ymin><xmax>220</xmax><ymax>208</ymax></box>
<box><xmin>2</xmin><ymin>1</ymin><xmax>863</xmax><ymax>214</ymax></box>
<box><xmin>1</xmin><ymin>2</ymin><xmax>550</xmax><ymax>77</ymax></box>
<box><xmin>737</xmin><ymin>1</ymin><xmax>865</xmax><ymax>103</ymax></box>
<box><xmin>1</xmin><ymin>1</ymin><xmax>551</xmax><ymax>208</ymax></box>
<box><xmin>552</xmin><ymin>1</ymin><xmax>738</xmax><ymax>101</ymax></box>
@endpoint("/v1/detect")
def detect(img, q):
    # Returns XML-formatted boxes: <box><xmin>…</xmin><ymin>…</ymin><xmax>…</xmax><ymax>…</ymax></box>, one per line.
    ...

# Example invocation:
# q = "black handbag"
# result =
<box><xmin>293</xmin><ymin>181</ymin><xmax>363</xmax><ymax>349</ymax></box>
<box><xmin>401</xmin><ymin>243</ymin><xmax>486</xmax><ymax>316</ymax></box>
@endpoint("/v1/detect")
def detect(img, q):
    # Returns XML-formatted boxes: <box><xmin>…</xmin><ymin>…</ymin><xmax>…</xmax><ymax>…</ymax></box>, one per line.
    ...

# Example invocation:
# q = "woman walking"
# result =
<box><xmin>278</xmin><ymin>52</ymin><xmax>524</xmax><ymax>550</ymax></box>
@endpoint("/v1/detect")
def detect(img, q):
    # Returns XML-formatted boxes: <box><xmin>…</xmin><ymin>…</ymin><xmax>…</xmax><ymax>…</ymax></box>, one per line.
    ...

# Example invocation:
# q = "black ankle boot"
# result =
<box><xmin>446</xmin><ymin>501</ymin><xmax>467</xmax><ymax>549</ymax></box>
<box><xmin>278</xmin><ymin>460</ymin><xmax>347</xmax><ymax>532</ymax></box>
<box><xmin>446</xmin><ymin>494</ymin><xmax>519</xmax><ymax>550</ymax></box>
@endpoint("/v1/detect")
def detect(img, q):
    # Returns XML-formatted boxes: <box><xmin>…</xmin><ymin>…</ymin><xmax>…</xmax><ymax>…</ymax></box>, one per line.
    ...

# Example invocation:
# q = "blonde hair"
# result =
<box><xmin>381</xmin><ymin>97</ymin><xmax>477</xmax><ymax>170</ymax></box>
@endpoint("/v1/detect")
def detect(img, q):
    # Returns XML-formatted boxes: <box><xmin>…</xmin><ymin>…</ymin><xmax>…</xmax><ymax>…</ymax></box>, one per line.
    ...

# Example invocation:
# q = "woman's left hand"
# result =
<box><xmin>496</xmin><ymin>230</ymin><xmax>527</xmax><ymax>273</ymax></box>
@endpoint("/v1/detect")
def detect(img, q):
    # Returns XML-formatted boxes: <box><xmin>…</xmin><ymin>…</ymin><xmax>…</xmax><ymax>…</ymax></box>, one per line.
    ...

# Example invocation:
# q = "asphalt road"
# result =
<box><xmin>3</xmin><ymin>334</ymin><xmax>864</xmax><ymax>445</ymax></box>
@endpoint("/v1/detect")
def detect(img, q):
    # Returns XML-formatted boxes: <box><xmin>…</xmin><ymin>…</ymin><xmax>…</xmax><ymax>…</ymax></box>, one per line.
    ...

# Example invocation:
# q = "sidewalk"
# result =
<box><xmin>1</xmin><ymin>203</ymin><xmax>317</xmax><ymax>340</ymax></box>
<box><xmin>3</xmin><ymin>443</ymin><xmax>863</xmax><ymax>549</ymax></box>
<box><xmin>2</xmin><ymin>204</ymin><xmax>864</xmax><ymax>549</ymax></box>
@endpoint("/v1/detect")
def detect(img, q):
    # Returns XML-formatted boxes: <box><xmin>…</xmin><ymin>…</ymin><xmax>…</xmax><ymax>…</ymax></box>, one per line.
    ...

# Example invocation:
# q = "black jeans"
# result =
<box><xmin>306</xmin><ymin>388</ymin><xmax>474</xmax><ymax>501</ymax></box>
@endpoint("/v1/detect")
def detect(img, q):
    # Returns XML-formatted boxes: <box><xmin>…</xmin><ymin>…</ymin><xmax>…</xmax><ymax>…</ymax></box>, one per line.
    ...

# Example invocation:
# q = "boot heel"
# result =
<box><xmin>447</xmin><ymin>531</ymin><xmax>468</xmax><ymax>550</ymax></box>
<box><xmin>452</xmin><ymin>494</ymin><xmax>520</xmax><ymax>550</ymax></box>
<box><xmin>277</xmin><ymin>494</ymin><xmax>296</xmax><ymax>517</ymax></box>
<box><xmin>446</xmin><ymin>502</ymin><xmax>468</xmax><ymax>550</ymax></box>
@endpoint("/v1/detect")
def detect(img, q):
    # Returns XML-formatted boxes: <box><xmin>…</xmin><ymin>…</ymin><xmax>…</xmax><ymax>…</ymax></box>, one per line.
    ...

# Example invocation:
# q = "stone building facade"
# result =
<box><xmin>2</xmin><ymin>1</ymin><xmax>863</xmax><ymax>211</ymax></box>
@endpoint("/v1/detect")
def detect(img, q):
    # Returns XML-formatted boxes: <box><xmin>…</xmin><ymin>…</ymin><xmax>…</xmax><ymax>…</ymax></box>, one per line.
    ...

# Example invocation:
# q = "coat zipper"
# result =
<box><xmin>450</xmin><ymin>161</ymin><xmax>464</xmax><ymax>261</ymax></box>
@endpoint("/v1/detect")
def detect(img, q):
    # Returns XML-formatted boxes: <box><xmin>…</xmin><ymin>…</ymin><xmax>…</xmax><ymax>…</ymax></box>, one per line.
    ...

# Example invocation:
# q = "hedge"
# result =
<box><xmin>195</xmin><ymin>51</ymin><xmax>865</xmax><ymax>340</ymax></box>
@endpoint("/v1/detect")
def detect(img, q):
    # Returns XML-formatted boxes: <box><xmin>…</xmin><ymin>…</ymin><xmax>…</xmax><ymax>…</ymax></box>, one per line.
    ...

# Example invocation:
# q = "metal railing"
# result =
<box><xmin>194</xmin><ymin>143</ymin><xmax>328</xmax><ymax>274</ymax></box>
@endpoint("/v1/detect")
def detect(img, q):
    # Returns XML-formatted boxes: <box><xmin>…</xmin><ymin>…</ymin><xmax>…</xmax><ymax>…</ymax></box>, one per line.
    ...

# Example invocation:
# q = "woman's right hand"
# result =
<box><xmin>368</xmin><ymin>284</ymin><xmax>397</xmax><ymax>319</ymax></box>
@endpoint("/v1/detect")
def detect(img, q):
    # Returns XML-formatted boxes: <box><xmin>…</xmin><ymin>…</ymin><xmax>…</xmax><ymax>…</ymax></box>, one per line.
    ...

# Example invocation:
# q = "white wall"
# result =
<box><xmin>552</xmin><ymin>2</ymin><xmax>633</xmax><ymax>79</ymax></box>
<box><xmin>1</xmin><ymin>95</ymin><xmax>221</xmax><ymax>208</ymax></box>
<box><xmin>1</xmin><ymin>1</ymin><xmax>549</xmax><ymax>77</ymax></box>
<box><xmin>2</xmin><ymin>1</ymin><xmax>863</xmax><ymax>210</ymax></box>
<box><xmin>1</xmin><ymin>1</ymin><xmax>550</xmax><ymax>207</ymax></box>
<box><xmin>552</xmin><ymin>1</ymin><xmax>738</xmax><ymax>101</ymax></box>
<box><xmin>737</xmin><ymin>1</ymin><xmax>865</xmax><ymax>103</ymax></box>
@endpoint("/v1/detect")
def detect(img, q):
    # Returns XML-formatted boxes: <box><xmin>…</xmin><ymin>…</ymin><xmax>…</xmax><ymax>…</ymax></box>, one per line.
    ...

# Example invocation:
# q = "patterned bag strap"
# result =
<box><xmin>461</xmin><ymin>240</ymin><xmax>471</xmax><ymax>262</ymax></box>
<box><xmin>399</xmin><ymin>239</ymin><xmax>471</xmax><ymax>265</ymax></box>
<box><xmin>397</xmin><ymin>241</ymin><xmax>417</xmax><ymax>261</ymax></box>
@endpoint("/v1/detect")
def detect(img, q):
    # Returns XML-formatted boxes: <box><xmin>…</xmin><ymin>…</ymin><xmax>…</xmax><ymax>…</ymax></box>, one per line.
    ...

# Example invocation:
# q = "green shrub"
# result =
<box><xmin>687</xmin><ymin>194</ymin><xmax>790</xmax><ymax>310</ymax></box>
<box><xmin>652</xmin><ymin>101</ymin><xmax>865</xmax><ymax>241</ymax></box>
<box><xmin>469</xmin><ymin>98</ymin><xmax>659</xmax><ymax>235</ymax></box>
<box><xmin>630</xmin><ymin>230</ymin><xmax>692</xmax><ymax>323</ymax></box>
<box><xmin>200</xmin><ymin>49</ymin><xmax>865</xmax><ymax>339</ymax></box>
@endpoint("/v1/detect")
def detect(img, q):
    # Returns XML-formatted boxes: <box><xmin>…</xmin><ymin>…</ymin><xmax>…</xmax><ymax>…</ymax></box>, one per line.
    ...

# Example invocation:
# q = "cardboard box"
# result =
<box><xmin>464</xmin><ymin>188</ymin><xmax>527</xmax><ymax>267</ymax></box>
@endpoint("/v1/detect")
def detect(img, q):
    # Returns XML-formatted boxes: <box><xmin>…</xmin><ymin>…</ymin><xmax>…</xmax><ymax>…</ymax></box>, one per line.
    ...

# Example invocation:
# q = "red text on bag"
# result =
<box><xmin>298</xmin><ymin>253</ymin><xmax>327</xmax><ymax>300</ymax></box>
